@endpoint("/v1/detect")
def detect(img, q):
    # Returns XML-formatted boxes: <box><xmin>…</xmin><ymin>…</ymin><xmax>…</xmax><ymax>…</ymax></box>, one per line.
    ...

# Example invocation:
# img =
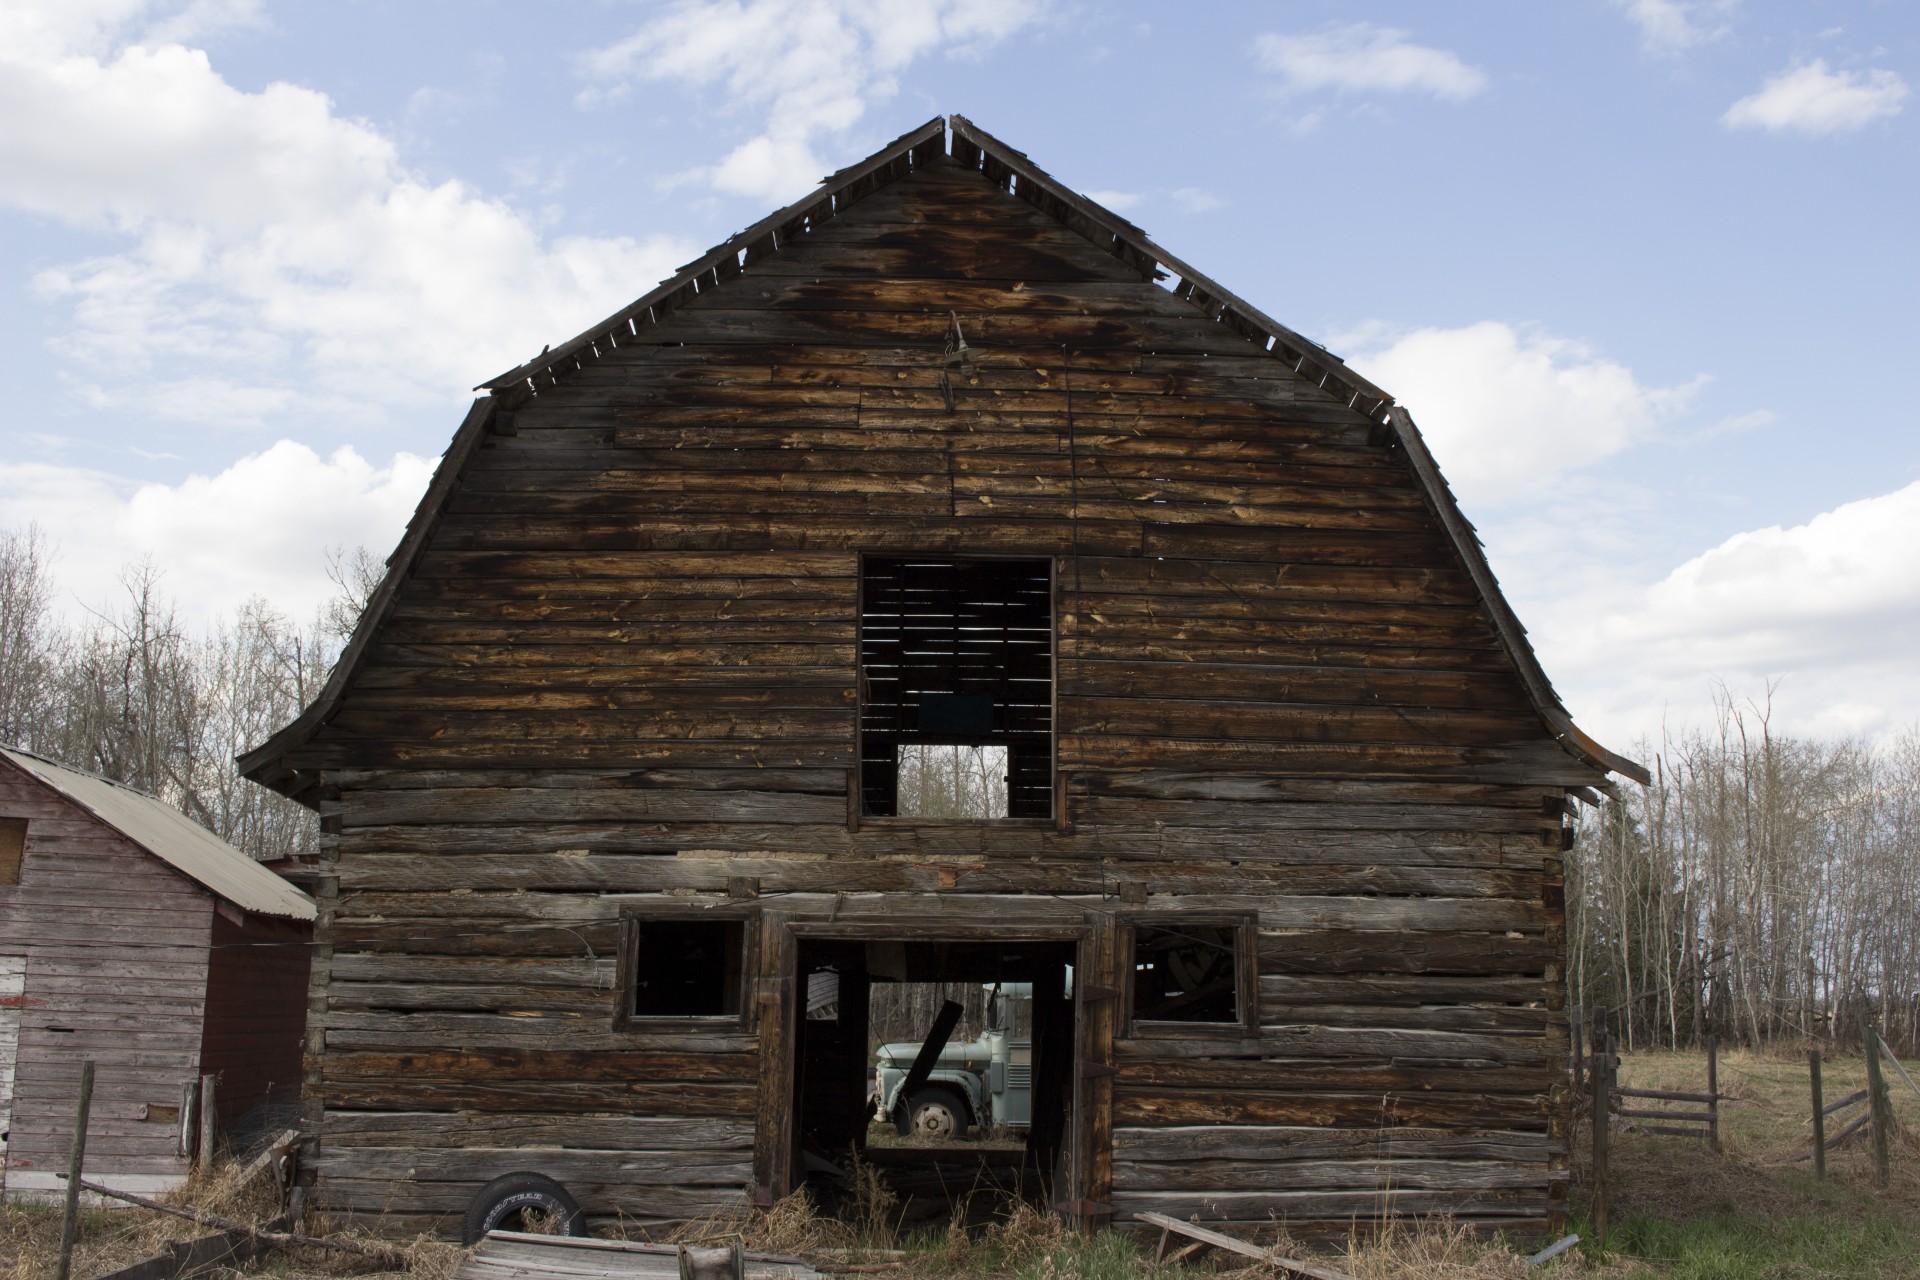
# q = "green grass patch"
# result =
<box><xmin>1566</xmin><ymin>1198</ymin><xmax>1920</xmax><ymax>1279</ymax></box>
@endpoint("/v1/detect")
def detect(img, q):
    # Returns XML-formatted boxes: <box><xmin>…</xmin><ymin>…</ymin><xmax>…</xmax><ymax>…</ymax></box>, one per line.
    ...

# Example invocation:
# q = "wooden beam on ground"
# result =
<box><xmin>55</xmin><ymin>1175</ymin><xmax>412</xmax><ymax>1267</ymax></box>
<box><xmin>1878</xmin><ymin>1042</ymin><xmax>1920</xmax><ymax>1105</ymax></box>
<box><xmin>1130</xmin><ymin>1212</ymin><xmax>1353</xmax><ymax>1280</ymax></box>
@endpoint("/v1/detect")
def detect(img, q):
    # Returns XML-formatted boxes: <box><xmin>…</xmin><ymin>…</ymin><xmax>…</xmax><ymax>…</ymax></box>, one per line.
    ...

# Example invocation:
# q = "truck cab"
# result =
<box><xmin>873</xmin><ymin>985</ymin><xmax>1031</xmax><ymax>1139</ymax></box>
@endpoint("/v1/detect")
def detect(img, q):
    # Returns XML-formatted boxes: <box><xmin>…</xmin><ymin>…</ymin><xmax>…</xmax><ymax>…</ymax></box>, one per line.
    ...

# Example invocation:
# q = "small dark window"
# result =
<box><xmin>859</xmin><ymin>557</ymin><xmax>1053</xmax><ymax>818</ymax></box>
<box><xmin>0</xmin><ymin>818</ymin><xmax>25</xmax><ymax>886</ymax></box>
<box><xmin>628</xmin><ymin>919</ymin><xmax>745</xmax><ymax>1018</ymax></box>
<box><xmin>1131</xmin><ymin>922</ymin><xmax>1243</xmax><ymax>1024</ymax></box>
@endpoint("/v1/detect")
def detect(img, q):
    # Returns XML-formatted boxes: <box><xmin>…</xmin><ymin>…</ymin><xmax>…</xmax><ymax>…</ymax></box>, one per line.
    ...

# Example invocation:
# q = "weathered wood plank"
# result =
<box><xmin>320</xmin><ymin>1112</ymin><xmax>752</xmax><ymax>1150</ymax></box>
<box><xmin>1113</xmin><ymin>1126</ymin><xmax>1564</xmax><ymax>1164</ymax></box>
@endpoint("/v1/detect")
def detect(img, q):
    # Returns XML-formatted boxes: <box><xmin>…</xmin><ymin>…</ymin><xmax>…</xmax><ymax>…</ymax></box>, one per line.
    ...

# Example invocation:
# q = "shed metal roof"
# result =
<box><xmin>1</xmin><ymin>746</ymin><xmax>316</xmax><ymax>921</ymax></box>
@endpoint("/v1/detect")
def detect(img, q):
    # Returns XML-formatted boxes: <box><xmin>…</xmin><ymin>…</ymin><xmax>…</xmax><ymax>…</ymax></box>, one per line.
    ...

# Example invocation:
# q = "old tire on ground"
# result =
<box><xmin>461</xmin><ymin>1172</ymin><xmax>587</xmax><ymax>1245</ymax></box>
<box><xmin>900</xmin><ymin>1088</ymin><xmax>971</xmax><ymax>1140</ymax></box>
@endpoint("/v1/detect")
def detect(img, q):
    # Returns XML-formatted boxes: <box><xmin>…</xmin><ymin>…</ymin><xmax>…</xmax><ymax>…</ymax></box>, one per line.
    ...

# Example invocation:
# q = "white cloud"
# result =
<box><xmin>1082</xmin><ymin>189</ymin><xmax>1141</xmax><ymax>212</ymax></box>
<box><xmin>1170</xmin><ymin>187</ymin><xmax>1223</xmax><ymax>213</ymax></box>
<box><xmin>1254</xmin><ymin>23</ymin><xmax>1486</xmax><ymax>102</ymax></box>
<box><xmin>1616</xmin><ymin>0</ymin><xmax>1735</xmax><ymax>57</ymax></box>
<box><xmin>1723</xmin><ymin>60</ymin><xmax>1908</xmax><ymax>136</ymax></box>
<box><xmin>1547</xmin><ymin>480</ymin><xmax>1920</xmax><ymax>742</ymax></box>
<box><xmin>1341</xmin><ymin>321</ymin><xmax>1702</xmax><ymax>507</ymax></box>
<box><xmin>1</xmin><ymin>442</ymin><xmax>434</xmax><ymax>627</ymax></box>
<box><xmin>0</xmin><ymin>7</ymin><xmax>695</xmax><ymax>422</ymax></box>
<box><xmin>1691</xmin><ymin>408</ymin><xmax>1776</xmax><ymax>442</ymax></box>
<box><xmin>577</xmin><ymin>0</ymin><xmax>1044</xmax><ymax>202</ymax></box>
<box><xmin>0</xmin><ymin>0</ymin><xmax>261</xmax><ymax>61</ymax></box>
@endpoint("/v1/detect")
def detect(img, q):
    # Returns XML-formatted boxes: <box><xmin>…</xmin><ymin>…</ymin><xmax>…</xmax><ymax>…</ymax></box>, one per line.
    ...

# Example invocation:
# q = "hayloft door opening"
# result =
<box><xmin>858</xmin><ymin>558</ymin><xmax>1053</xmax><ymax>819</ymax></box>
<box><xmin>788</xmin><ymin>937</ymin><xmax>1078</xmax><ymax>1229</ymax></box>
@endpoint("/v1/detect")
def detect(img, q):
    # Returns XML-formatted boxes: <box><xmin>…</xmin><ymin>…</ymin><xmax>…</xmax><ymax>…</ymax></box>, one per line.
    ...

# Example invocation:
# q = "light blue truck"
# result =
<box><xmin>872</xmin><ymin>986</ymin><xmax>1032</xmax><ymax>1139</ymax></box>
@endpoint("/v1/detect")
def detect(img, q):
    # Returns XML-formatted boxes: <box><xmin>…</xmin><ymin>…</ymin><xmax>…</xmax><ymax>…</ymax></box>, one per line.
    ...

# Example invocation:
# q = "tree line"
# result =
<box><xmin>0</xmin><ymin>525</ymin><xmax>377</xmax><ymax>861</ymax></box>
<box><xmin>1568</xmin><ymin>693</ymin><xmax>1920</xmax><ymax>1055</ymax></box>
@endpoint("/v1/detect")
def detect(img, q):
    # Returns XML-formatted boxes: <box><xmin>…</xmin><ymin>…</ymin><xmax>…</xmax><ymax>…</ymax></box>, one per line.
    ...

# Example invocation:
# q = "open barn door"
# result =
<box><xmin>754</xmin><ymin>920</ymin><xmax>1095</xmax><ymax>1228</ymax></box>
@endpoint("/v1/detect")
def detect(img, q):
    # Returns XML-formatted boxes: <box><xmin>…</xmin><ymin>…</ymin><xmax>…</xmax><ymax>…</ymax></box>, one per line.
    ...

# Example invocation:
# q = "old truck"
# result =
<box><xmin>873</xmin><ymin>986</ymin><xmax>1032</xmax><ymax>1139</ymax></box>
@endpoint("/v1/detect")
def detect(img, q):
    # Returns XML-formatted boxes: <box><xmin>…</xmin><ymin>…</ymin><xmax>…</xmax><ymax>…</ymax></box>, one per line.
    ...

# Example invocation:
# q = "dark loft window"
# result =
<box><xmin>628</xmin><ymin>919</ymin><xmax>745</xmax><ymax>1018</ymax></box>
<box><xmin>859</xmin><ymin>557</ymin><xmax>1052</xmax><ymax>819</ymax></box>
<box><xmin>1131</xmin><ymin>923</ymin><xmax>1241</xmax><ymax>1023</ymax></box>
<box><xmin>0</xmin><ymin>818</ymin><xmax>25</xmax><ymax>886</ymax></box>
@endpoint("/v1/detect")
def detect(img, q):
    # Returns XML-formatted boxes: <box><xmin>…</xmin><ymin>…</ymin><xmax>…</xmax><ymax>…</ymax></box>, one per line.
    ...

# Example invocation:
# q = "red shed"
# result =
<box><xmin>0</xmin><ymin>745</ymin><xmax>315</xmax><ymax>1199</ymax></box>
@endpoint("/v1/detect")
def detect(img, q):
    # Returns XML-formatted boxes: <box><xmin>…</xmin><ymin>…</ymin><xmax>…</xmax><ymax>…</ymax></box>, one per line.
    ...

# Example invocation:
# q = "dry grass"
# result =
<box><xmin>0</xmin><ymin>1157</ymin><xmax>464</xmax><ymax>1280</ymax></box>
<box><xmin>21</xmin><ymin>1046</ymin><xmax>1914</xmax><ymax>1279</ymax></box>
<box><xmin>1610</xmin><ymin>1043</ymin><xmax>1920</xmax><ymax>1210</ymax></box>
<box><xmin>0</xmin><ymin>1157</ymin><xmax>288</xmax><ymax>1280</ymax></box>
<box><xmin>1569</xmin><ymin>1044</ymin><xmax>1920</xmax><ymax>1277</ymax></box>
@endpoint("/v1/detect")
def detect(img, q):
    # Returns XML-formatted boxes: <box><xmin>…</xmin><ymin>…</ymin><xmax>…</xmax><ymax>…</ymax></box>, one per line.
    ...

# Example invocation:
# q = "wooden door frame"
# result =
<box><xmin>748</xmin><ymin>914</ymin><xmax>1116</xmax><ymax>1224</ymax></box>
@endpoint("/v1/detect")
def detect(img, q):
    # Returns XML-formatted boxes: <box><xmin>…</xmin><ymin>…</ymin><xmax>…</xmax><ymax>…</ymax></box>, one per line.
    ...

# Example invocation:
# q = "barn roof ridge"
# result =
<box><xmin>238</xmin><ymin>115</ymin><xmax>1646</xmax><ymax>794</ymax></box>
<box><xmin>2</xmin><ymin>744</ymin><xmax>316</xmax><ymax>920</ymax></box>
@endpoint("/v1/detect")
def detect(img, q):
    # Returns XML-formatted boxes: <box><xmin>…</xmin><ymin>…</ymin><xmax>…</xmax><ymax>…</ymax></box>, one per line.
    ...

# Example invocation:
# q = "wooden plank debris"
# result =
<box><xmin>1131</xmin><ymin>1212</ymin><xmax>1353</xmax><ymax>1280</ymax></box>
<box><xmin>56</xmin><ymin>1174</ymin><xmax>412</xmax><ymax>1267</ymax></box>
<box><xmin>1526</xmin><ymin>1234</ymin><xmax>1579</xmax><ymax>1266</ymax></box>
<box><xmin>459</xmin><ymin>1231</ymin><xmax>823</xmax><ymax>1280</ymax></box>
<box><xmin>1879</xmin><ymin>1042</ymin><xmax>1920</xmax><ymax>1105</ymax></box>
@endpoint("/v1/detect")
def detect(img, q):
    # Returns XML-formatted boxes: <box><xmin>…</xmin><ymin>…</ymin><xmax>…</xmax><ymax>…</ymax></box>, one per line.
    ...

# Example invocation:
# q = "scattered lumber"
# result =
<box><xmin>1881</xmin><ymin>1046</ymin><xmax>1920</xmax><ymax>1105</ymax></box>
<box><xmin>1780</xmin><ymin>1111</ymin><xmax>1874</xmax><ymax>1164</ymax></box>
<box><xmin>1134</xmin><ymin>1211</ymin><xmax>1353</xmax><ymax>1280</ymax></box>
<box><xmin>1526</xmin><ymin>1234</ymin><xmax>1579</xmax><ymax>1266</ymax></box>
<box><xmin>54</xmin><ymin>1174</ymin><xmax>412</xmax><ymax>1267</ymax></box>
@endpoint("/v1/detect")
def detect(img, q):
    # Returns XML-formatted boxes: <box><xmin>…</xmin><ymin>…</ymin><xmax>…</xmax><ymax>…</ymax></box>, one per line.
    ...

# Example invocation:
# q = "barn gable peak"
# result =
<box><xmin>239</xmin><ymin>115</ymin><xmax>1646</xmax><ymax>797</ymax></box>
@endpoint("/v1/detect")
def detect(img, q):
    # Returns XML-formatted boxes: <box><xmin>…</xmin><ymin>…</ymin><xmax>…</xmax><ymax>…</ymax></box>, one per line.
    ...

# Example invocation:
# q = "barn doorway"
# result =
<box><xmin>790</xmin><ymin>937</ymin><xmax>1077</xmax><ymax>1229</ymax></box>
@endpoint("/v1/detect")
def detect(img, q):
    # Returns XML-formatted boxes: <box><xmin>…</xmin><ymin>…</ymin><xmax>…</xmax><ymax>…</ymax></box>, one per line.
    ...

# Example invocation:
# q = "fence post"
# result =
<box><xmin>179</xmin><ymin>1079</ymin><xmax>198</xmax><ymax>1159</ymax></box>
<box><xmin>1809</xmin><ymin>1048</ymin><xmax>1826</xmax><ymax>1181</ymax></box>
<box><xmin>1592</xmin><ymin>1025</ymin><xmax>1611</xmax><ymax>1248</ymax></box>
<box><xmin>55</xmin><ymin>1060</ymin><xmax>95</xmax><ymax>1280</ymax></box>
<box><xmin>1706</xmin><ymin>1035</ymin><xmax>1720</xmax><ymax>1152</ymax></box>
<box><xmin>1862</xmin><ymin>1020</ymin><xmax>1892</xmax><ymax>1190</ymax></box>
<box><xmin>197</xmin><ymin>1073</ymin><xmax>217</xmax><ymax>1173</ymax></box>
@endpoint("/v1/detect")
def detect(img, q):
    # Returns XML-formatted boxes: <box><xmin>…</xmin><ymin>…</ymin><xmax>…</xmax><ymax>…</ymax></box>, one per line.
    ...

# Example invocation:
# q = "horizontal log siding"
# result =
<box><xmin>299</xmin><ymin>157</ymin><xmax>1587</xmax><ymax>1234</ymax></box>
<box><xmin>0</xmin><ymin>762</ymin><xmax>210</xmax><ymax>1191</ymax></box>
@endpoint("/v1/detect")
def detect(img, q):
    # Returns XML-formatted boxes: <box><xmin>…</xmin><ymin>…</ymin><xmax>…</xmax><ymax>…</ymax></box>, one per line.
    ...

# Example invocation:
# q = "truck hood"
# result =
<box><xmin>875</xmin><ymin>1039</ymin><xmax>989</xmax><ymax>1072</ymax></box>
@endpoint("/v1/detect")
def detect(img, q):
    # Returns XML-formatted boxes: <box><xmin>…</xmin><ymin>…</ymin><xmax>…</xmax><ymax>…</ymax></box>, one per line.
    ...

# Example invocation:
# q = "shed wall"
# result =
<box><xmin>0</xmin><ymin>763</ymin><xmax>210</xmax><ymax>1197</ymax></box>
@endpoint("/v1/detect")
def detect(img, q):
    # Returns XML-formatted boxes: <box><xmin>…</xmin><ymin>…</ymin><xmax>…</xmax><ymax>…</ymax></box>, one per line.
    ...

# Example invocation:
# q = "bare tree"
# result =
<box><xmin>1570</xmin><ymin>688</ymin><xmax>1920</xmax><ymax>1055</ymax></box>
<box><xmin>323</xmin><ymin>544</ymin><xmax>384</xmax><ymax>647</ymax></box>
<box><xmin>896</xmin><ymin>745</ymin><xmax>1009</xmax><ymax>819</ymax></box>
<box><xmin>1</xmin><ymin>539</ymin><xmax>365</xmax><ymax>861</ymax></box>
<box><xmin>0</xmin><ymin>525</ymin><xmax>58</xmax><ymax>747</ymax></box>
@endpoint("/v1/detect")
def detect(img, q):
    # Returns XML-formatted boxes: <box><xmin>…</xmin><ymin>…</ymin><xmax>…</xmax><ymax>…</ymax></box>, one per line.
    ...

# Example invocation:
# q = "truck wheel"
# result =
<box><xmin>901</xmin><ymin>1088</ymin><xmax>971</xmax><ymax>1140</ymax></box>
<box><xmin>461</xmin><ymin>1172</ymin><xmax>587</xmax><ymax>1245</ymax></box>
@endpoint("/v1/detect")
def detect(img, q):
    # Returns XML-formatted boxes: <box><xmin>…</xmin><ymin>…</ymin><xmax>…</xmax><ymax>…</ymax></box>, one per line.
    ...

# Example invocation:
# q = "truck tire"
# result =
<box><xmin>897</xmin><ymin>1087</ymin><xmax>971</xmax><ymax>1140</ymax></box>
<box><xmin>461</xmin><ymin>1172</ymin><xmax>588</xmax><ymax>1245</ymax></box>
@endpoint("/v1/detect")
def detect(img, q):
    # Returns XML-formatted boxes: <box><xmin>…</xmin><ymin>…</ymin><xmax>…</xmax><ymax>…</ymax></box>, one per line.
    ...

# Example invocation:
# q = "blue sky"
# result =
<box><xmin>2</xmin><ymin>0</ymin><xmax>1915</xmax><ymax>753</ymax></box>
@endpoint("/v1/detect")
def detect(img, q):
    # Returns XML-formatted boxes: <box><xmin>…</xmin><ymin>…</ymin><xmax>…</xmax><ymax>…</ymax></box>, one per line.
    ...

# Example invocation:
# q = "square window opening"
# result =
<box><xmin>629</xmin><ymin>919</ymin><xmax>745</xmax><ymax>1018</ymax></box>
<box><xmin>860</xmin><ymin>557</ymin><xmax>1052</xmax><ymax>819</ymax></box>
<box><xmin>1131</xmin><ymin>923</ymin><xmax>1240</xmax><ymax>1024</ymax></box>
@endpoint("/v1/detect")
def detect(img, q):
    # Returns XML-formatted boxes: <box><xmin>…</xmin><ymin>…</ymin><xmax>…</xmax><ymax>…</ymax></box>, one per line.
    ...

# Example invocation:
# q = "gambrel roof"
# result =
<box><xmin>240</xmin><ymin>115</ymin><xmax>1645</xmax><ymax>797</ymax></box>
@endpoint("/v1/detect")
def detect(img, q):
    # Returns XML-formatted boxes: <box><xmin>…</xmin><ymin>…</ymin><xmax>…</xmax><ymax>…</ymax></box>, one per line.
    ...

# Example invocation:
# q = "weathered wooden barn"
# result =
<box><xmin>239</xmin><ymin>116</ymin><xmax>1646</xmax><ymax>1241</ymax></box>
<box><xmin>0</xmin><ymin>746</ymin><xmax>315</xmax><ymax>1199</ymax></box>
